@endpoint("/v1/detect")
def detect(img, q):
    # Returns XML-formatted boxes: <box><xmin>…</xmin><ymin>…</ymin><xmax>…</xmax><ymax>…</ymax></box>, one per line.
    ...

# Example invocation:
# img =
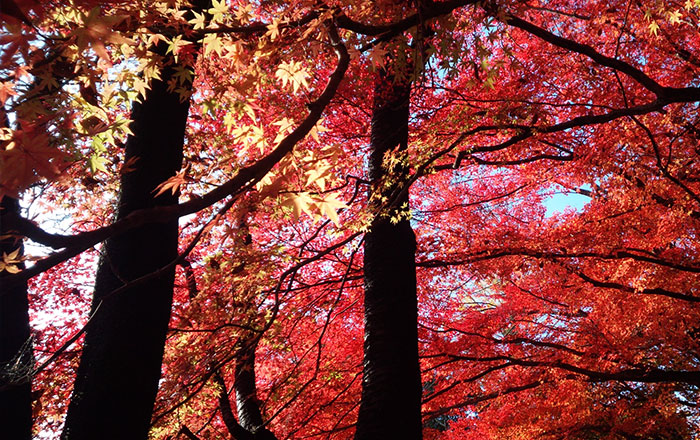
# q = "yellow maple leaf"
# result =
<box><xmin>88</xmin><ymin>154</ymin><xmax>108</xmax><ymax>174</ymax></box>
<box><xmin>0</xmin><ymin>247</ymin><xmax>22</xmax><ymax>273</ymax></box>
<box><xmin>275</xmin><ymin>60</ymin><xmax>310</xmax><ymax>93</ymax></box>
<box><xmin>305</xmin><ymin>163</ymin><xmax>332</xmax><ymax>191</ymax></box>
<box><xmin>266</xmin><ymin>19</ymin><xmax>281</xmax><ymax>41</ymax></box>
<box><xmin>315</xmin><ymin>194</ymin><xmax>346</xmax><ymax>225</ymax></box>
<box><xmin>189</xmin><ymin>10</ymin><xmax>207</xmax><ymax>30</ymax></box>
<box><xmin>201</xmin><ymin>33</ymin><xmax>223</xmax><ymax>57</ymax></box>
<box><xmin>272</xmin><ymin>117</ymin><xmax>295</xmax><ymax>143</ymax></box>
<box><xmin>281</xmin><ymin>192</ymin><xmax>314</xmax><ymax>220</ymax></box>
<box><xmin>648</xmin><ymin>21</ymin><xmax>660</xmax><ymax>36</ymax></box>
<box><xmin>132</xmin><ymin>77</ymin><xmax>150</xmax><ymax>101</ymax></box>
<box><xmin>209</xmin><ymin>0</ymin><xmax>229</xmax><ymax>23</ymax></box>
<box><xmin>166</xmin><ymin>35</ymin><xmax>192</xmax><ymax>62</ymax></box>
<box><xmin>668</xmin><ymin>10</ymin><xmax>683</xmax><ymax>25</ymax></box>
<box><xmin>307</xmin><ymin>119</ymin><xmax>330</xmax><ymax>143</ymax></box>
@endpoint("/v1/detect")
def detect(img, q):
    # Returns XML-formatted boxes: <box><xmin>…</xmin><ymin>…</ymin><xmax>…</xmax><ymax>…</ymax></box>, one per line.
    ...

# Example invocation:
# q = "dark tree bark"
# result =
<box><xmin>215</xmin><ymin>216</ymin><xmax>276</xmax><ymax>440</ymax></box>
<box><xmin>234</xmin><ymin>337</ymin><xmax>266</xmax><ymax>432</ymax></box>
<box><xmin>61</xmin><ymin>24</ymin><xmax>205</xmax><ymax>438</ymax></box>
<box><xmin>0</xmin><ymin>196</ymin><xmax>32</xmax><ymax>440</ymax></box>
<box><xmin>217</xmin><ymin>332</ymin><xmax>277</xmax><ymax>440</ymax></box>
<box><xmin>354</xmin><ymin>69</ymin><xmax>423</xmax><ymax>440</ymax></box>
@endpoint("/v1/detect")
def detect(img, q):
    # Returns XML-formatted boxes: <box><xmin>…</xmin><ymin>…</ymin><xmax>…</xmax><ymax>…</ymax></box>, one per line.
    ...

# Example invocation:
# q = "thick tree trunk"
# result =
<box><xmin>354</xmin><ymin>71</ymin><xmax>423</xmax><ymax>440</ymax></box>
<box><xmin>0</xmin><ymin>196</ymin><xmax>32</xmax><ymax>440</ymax></box>
<box><xmin>61</xmin><ymin>47</ymin><xmax>195</xmax><ymax>439</ymax></box>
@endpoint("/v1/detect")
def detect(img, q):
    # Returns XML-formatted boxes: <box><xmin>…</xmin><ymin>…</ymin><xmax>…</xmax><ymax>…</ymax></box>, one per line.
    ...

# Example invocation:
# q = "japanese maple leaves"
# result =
<box><xmin>2</xmin><ymin>0</ymin><xmax>700</xmax><ymax>439</ymax></box>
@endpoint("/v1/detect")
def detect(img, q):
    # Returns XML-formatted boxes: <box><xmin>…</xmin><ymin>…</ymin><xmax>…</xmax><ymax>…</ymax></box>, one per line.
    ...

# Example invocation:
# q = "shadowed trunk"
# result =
<box><xmin>234</xmin><ymin>337</ymin><xmax>266</xmax><ymax>432</ymax></box>
<box><xmin>61</xmin><ymin>22</ymin><xmax>205</xmax><ymax>438</ymax></box>
<box><xmin>217</xmin><ymin>332</ymin><xmax>277</xmax><ymax>440</ymax></box>
<box><xmin>0</xmin><ymin>196</ymin><xmax>32</xmax><ymax>440</ymax></box>
<box><xmin>354</xmin><ymin>69</ymin><xmax>422</xmax><ymax>440</ymax></box>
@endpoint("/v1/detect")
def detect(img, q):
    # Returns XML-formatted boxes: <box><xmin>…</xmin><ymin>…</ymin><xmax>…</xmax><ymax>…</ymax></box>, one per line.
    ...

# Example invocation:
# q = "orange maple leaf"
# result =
<box><xmin>154</xmin><ymin>165</ymin><xmax>189</xmax><ymax>197</ymax></box>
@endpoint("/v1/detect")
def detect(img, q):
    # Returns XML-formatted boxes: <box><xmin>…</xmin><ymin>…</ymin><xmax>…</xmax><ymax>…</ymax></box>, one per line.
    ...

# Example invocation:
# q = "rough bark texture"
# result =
<box><xmin>0</xmin><ymin>196</ymin><xmax>32</xmax><ymax>440</ymax></box>
<box><xmin>354</xmin><ymin>71</ymin><xmax>423</xmax><ymax>440</ymax></box>
<box><xmin>61</xmin><ymin>46</ymin><xmax>193</xmax><ymax>440</ymax></box>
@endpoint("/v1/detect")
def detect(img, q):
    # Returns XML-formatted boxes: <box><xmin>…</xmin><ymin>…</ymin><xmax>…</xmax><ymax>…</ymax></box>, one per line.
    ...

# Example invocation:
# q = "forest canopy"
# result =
<box><xmin>1</xmin><ymin>0</ymin><xmax>700</xmax><ymax>439</ymax></box>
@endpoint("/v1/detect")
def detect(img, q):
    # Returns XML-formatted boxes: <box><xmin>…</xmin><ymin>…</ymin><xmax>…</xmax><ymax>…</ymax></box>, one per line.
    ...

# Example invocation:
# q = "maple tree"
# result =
<box><xmin>1</xmin><ymin>0</ymin><xmax>700</xmax><ymax>439</ymax></box>
<box><xmin>61</xmin><ymin>2</ymin><xmax>211</xmax><ymax>438</ymax></box>
<box><xmin>355</xmin><ymin>59</ymin><xmax>421</xmax><ymax>440</ymax></box>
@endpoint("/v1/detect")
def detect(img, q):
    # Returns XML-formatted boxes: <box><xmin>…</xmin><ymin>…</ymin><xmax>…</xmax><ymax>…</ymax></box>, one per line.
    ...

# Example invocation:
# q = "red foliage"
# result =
<box><xmin>2</xmin><ymin>0</ymin><xmax>700</xmax><ymax>438</ymax></box>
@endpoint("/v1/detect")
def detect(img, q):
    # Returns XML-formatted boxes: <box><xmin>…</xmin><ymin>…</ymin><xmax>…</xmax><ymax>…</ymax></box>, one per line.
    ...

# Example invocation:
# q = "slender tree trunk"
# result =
<box><xmin>234</xmin><ymin>336</ymin><xmax>266</xmax><ymax>432</ymax></box>
<box><xmin>217</xmin><ymin>332</ymin><xmax>277</xmax><ymax>440</ymax></box>
<box><xmin>61</xmin><ymin>42</ymin><xmax>197</xmax><ymax>439</ymax></box>
<box><xmin>354</xmin><ymin>70</ymin><xmax>422</xmax><ymax>440</ymax></box>
<box><xmin>215</xmin><ymin>219</ymin><xmax>276</xmax><ymax>440</ymax></box>
<box><xmin>0</xmin><ymin>196</ymin><xmax>32</xmax><ymax>440</ymax></box>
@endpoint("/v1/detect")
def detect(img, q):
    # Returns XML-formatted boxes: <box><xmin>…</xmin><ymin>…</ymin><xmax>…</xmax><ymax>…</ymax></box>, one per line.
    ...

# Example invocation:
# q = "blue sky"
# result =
<box><xmin>543</xmin><ymin>188</ymin><xmax>591</xmax><ymax>217</ymax></box>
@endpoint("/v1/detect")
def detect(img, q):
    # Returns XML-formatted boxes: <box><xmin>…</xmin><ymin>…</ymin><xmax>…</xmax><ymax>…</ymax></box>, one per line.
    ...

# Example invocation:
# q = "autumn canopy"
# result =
<box><xmin>1</xmin><ymin>0</ymin><xmax>700</xmax><ymax>439</ymax></box>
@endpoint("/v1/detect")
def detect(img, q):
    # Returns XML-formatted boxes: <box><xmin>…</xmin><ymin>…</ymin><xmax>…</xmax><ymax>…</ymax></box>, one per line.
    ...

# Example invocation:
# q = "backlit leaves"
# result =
<box><xmin>0</xmin><ymin>248</ymin><xmax>21</xmax><ymax>273</ymax></box>
<box><xmin>87</xmin><ymin>154</ymin><xmax>108</xmax><ymax>174</ymax></box>
<box><xmin>72</xmin><ymin>7</ymin><xmax>132</xmax><ymax>65</ymax></box>
<box><xmin>201</xmin><ymin>33</ymin><xmax>224</xmax><ymax>57</ymax></box>
<box><xmin>0</xmin><ymin>81</ymin><xmax>18</xmax><ymax>104</ymax></box>
<box><xmin>154</xmin><ymin>166</ymin><xmax>189</xmax><ymax>197</ymax></box>
<box><xmin>7</xmin><ymin>1</ymin><xmax>700</xmax><ymax>438</ymax></box>
<box><xmin>275</xmin><ymin>60</ymin><xmax>310</xmax><ymax>93</ymax></box>
<box><xmin>208</xmin><ymin>0</ymin><xmax>229</xmax><ymax>23</ymax></box>
<box><xmin>280</xmin><ymin>191</ymin><xmax>346</xmax><ymax>225</ymax></box>
<box><xmin>0</xmin><ymin>126</ymin><xmax>65</xmax><ymax>197</ymax></box>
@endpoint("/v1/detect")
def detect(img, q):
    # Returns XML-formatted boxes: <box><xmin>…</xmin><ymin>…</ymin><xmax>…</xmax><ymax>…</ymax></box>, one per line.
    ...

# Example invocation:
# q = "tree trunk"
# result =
<box><xmin>234</xmin><ymin>337</ymin><xmax>266</xmax><ymax>432</ymax></box>
<box><xmin>0</xmin><ymin>196</ymin><xmax>32</xmax><ymax>440</ymax></box>
<box><xmin>217</xmin><ymin>332</ymin><xmax>277</xmax><ymax>440</ymax></box>
<box><xmin>354</xmin><ymin>70</ymin><xmax>423</xmax><ymax>440</ymax></box>
<box><xmin>61</xmin><ymin>44</ymin><xmax>196</xmax><ymax>439</ymax></box>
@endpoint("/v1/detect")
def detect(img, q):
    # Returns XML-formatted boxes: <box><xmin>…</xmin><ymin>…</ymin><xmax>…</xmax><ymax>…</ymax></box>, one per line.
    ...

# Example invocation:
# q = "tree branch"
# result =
<box><xmin>446</xmin><ymin>354</ymin><xmax>700</xmax><ymax>385</ymax></box>
<box><xmin>2</xmin><ymin>22</ymin><xmax>350</xmax><ymax>287</ymax></box>
<box><xmin>213</xmin><ymin>371</ymin><xmax>254</xmax><ymax>440</ymax></box>
<box><xmin>422</xmin><ymin>381</ymin><xmax>543</xmax><ymax>417</ymax></box>
<box><xmin>503</xmin><ymin>14</ymin><xmax>700</xmax><ymax>101</ymax></box>
<box><xmin>572</xmin><ymin>268</ymin><xmax>700</xmax><ymax>303</ymax></box>
<box><xmin>418</xmin><ymin>247</ymin><xmax>700</xmax><ymax>273</ymax></box>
